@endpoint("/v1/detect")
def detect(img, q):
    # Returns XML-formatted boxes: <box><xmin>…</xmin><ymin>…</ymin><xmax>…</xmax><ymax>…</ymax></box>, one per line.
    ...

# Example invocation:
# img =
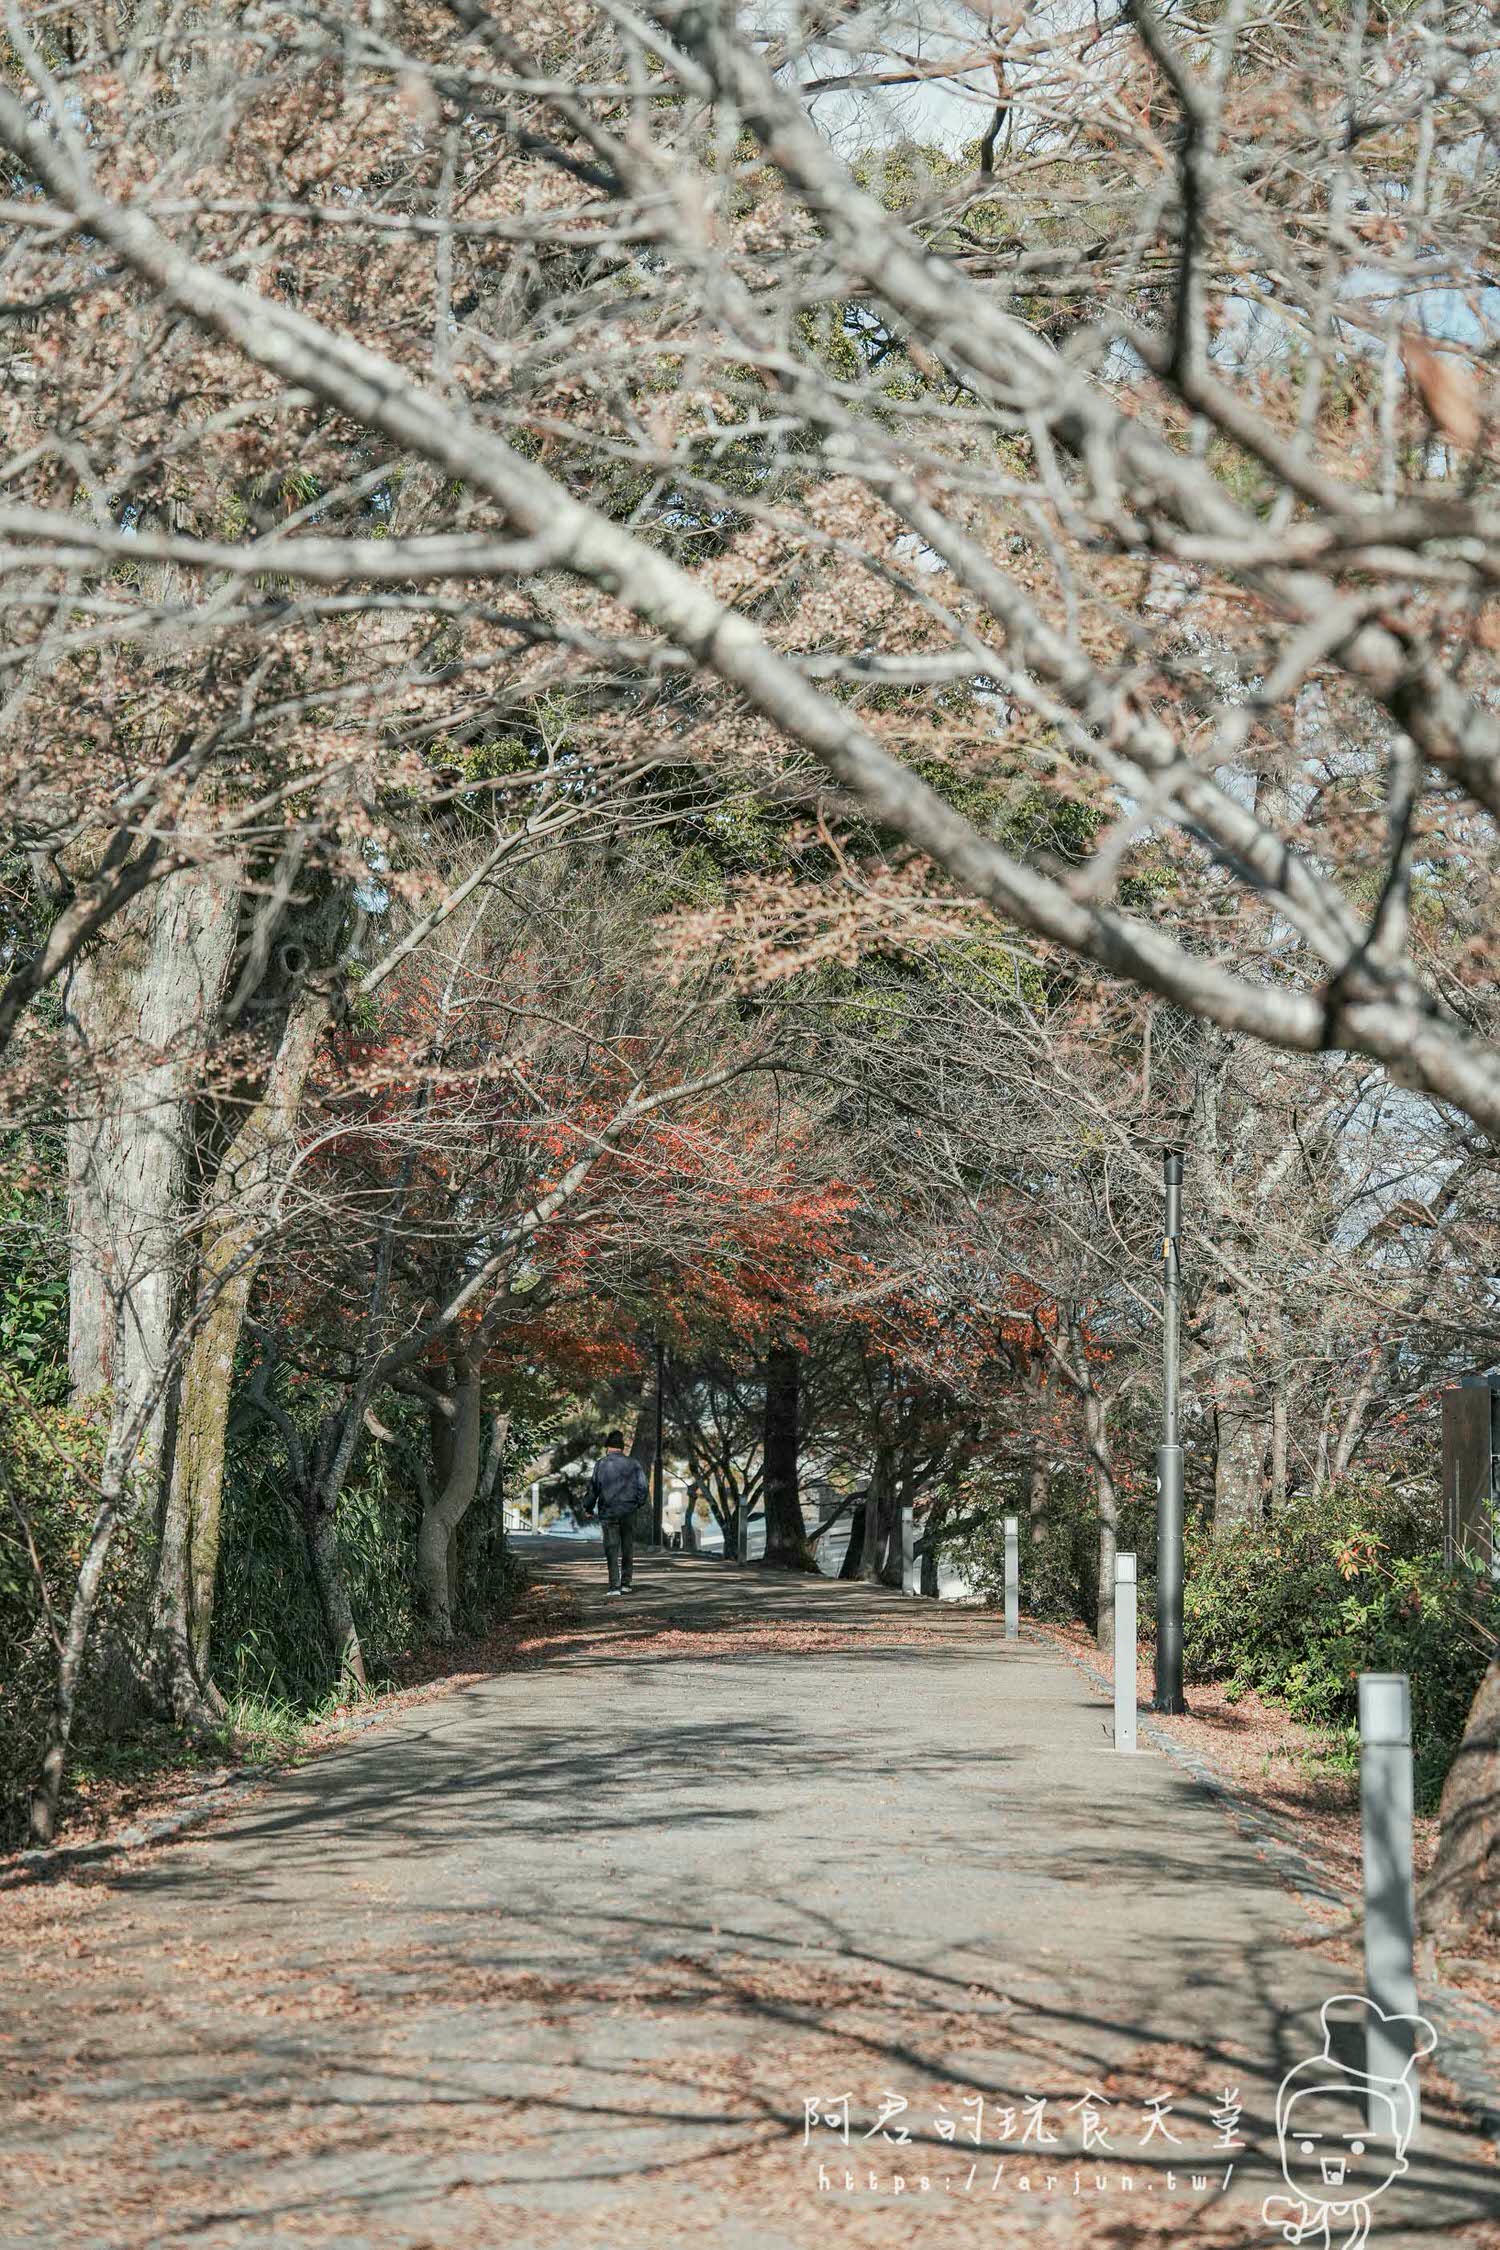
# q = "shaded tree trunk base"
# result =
<box><xmin>150</xmin><ymin>1623</ymin><xmax>228</xmax><ymax>1733</ymax></box>
<box><xmin>763</xmin><ymin>1341</ymin><xmax>816</xmax><ymax>1570</ymax></box>
<box><xmin>304</xmin><ymin>1501</ymin><xmax>368</xmax><ymax>1695</ymax></box>
<box><xmin>762</xmin><ymin>1544</ymin><xmax>821</xmax><ymax>1573</ymax></box>
<box><xmin>837</xmin><ymin>1503</ymin><xmax>867</xmax><ymax>1580</ymax></box>
<box><xmin>1425</xmin><ymin>1658</ymin><xmax>1500</xmax><ymax>1942</ymax></box>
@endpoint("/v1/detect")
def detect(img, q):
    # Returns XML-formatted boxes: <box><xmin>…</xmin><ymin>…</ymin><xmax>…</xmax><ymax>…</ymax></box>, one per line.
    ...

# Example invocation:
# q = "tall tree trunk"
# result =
<box><xmin>838</xmin><ymin>1500</ymin><xmax>867</xmax><ymax>1579</ymax></box>
<box><xmin>1210</xmin><ymin>1281</ymin><xmax>1262</xmax><ymax>1531</ymax></box>
<box><xmin>1313</xmin><ymin>1390</ymin><xmax>1335</xmax><ymax>1488</ymax></box>
<box><xmin>64</xmin><ymin>864</ymin><xmax>239</xmax><ymax>1518</ymax></box>
<box><xmin>451</xmin><ymin>1410</ymin><xmax>510</xmax><ymax>1613</ymax></box>
<box><xmin>1269</xmin><ymin>1368</ymin><xmax>1289</xmax><ymax>1517</ymax></box>
<box><xmin>1425</xmin><ymin>1661</ymin><xmax>1500</xmax><ymax>1941</ymax></box>
<box><xmin>1081</xmin><ymin>1377</ymin><xmax>1119</xmax><ymax>1652</ymax></box>
<box><xmin>1060</xmin><ymin>1316</ymin><xmax>1119</xmax><ymax>1652</ymax></box>
<box><xmin>1261</xmin><ymin>1302</ymin><xmax>1289</xmax><ymax>1516</ymax></box>
<box><xmin>629</xmin><ymin>1368</ymin><xmax>657</xmax><ymax>1547</ymax></box>
<box><xmin>1027</xmin><ymin>1362</ymin><xmax>1055</xmax><ymax>1525</ymax></box>
<box><xmin>148</xmin><ymin>981</ymin><xmax>331</xmax><ymax>1722</ymax></box>
<box><xmin>415</xmin><ymin>1357</ymin><xmax>484</xmax><ymax>1641</ymax></box>
<box><xmin>763</xmin><ymin>1341</ymin><xmax>815</xmax><ymax>1569</ymax></box>
<box><xmin>1025</xmin><ymin>1449</ymin><xmax>1049</xmax><ymax>1523</ymax></box>
<box><xmin>477</xmin><ymin>1409</ymin><xmax>507</xmax><ymax>1519</ymax></box>
<box><xmin>303</xmin><ymin>1488</ymin><xmax>367</xmax><ymax>1694</ymax></box>
<box><xmin>878</xmin><ymin>1485</ymin><xmax>905</xmax><ymax>1588</ymax></box>
<box><xmin>859</xmin><ymin>1446</ymin><xmax>901</xmax><ymax>1583</ymax></box>
<box><xmin>286</xmin><ymin>1388</ymin><xmax>372</xmax><ymax>1694</ymax></box>
<box><xmin>1328</xmin><ymin>1338</ymin><xmax>1386</xmax><ymax>1486</ymax></box>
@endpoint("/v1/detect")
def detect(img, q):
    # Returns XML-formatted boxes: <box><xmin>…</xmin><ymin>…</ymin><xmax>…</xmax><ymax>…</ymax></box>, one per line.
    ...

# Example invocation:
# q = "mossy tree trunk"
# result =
<box><xmin>65</xmin><ymin>864</ymin><xmax>240</xmax><ymax>1517</ymax></box>
<box><xmin>147</xmin><ymin>981</ymin><xmax>333</xmax><ymax>1723</ymax></box>
<box><xmin>414</xmin><ymin>1353</ymin><xmax>485</xmax><ymax>1641</ymax></box>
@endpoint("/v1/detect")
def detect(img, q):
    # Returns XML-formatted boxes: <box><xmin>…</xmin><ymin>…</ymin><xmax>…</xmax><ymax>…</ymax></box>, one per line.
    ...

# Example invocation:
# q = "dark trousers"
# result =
<box><xmin>603</xmin><ymin>1515</ymin><xmax>635</xmax><ymax>1590</ymax></box>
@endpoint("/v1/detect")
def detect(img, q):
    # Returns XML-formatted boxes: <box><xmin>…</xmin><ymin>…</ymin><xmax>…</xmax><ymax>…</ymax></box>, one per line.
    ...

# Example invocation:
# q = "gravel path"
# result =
<box><xmin>3</xmin><ymin>1543</ymin><xmax>1495</xmax><ymax>2247</ymax></box>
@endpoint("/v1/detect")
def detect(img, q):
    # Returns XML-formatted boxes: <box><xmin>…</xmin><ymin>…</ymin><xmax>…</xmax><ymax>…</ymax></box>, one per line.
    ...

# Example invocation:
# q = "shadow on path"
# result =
<box><xmin>1</xmin><ymin>1542</ymin><xmax>1491</xmax><ymax>2249</ymax></box>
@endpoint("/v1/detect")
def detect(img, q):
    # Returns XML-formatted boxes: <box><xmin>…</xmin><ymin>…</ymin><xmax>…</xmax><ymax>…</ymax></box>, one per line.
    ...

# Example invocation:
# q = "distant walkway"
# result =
<box><xmin>2</xmin><ymin>1545</ymin><xmax>1490</xmax><ymax>2247</ymax></box>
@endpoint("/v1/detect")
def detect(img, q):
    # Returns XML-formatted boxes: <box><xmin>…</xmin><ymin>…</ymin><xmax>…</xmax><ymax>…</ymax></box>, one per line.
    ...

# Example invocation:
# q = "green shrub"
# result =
<box><xmin>958</xmin><ymin>1466</ymin><xmax>1157</xmax><ymax>1629</ymax></box>
<box><xmin>965</xmin><ymin>1488</ymin><xmax>1092</xmax><ymax>1619</ymax></box>
<box><xmin>453</xmin><ymin>1486</ymin><xmax>527</xmax><ymax>1636</ymax></box>
<box><xmin>213</xmin><ymin>1419</ymin><xmax>421</xmax><ymax>1704</ymax></box>
<box><xmin>213</xmin><ymin>1395</ymin><xmax>531</xmax><ymax>1705</ymax></box>
<box><xmin>0</xmin><ymin>1159</ymin><xmax>68</xmax><ymax>1408</ymax></box>
<box><xmin>1183</xmin><ymin>1481</ymin><xmax>1493</xmax><ymax>1809</ymax></box>
<box><xmin>0</xmin><ymin>1386</ymin><xmax>148</xmax><ymax>1843</ymax></box>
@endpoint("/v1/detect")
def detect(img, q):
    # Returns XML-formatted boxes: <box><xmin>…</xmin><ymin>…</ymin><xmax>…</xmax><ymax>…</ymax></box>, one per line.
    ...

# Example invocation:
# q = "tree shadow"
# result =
<box><xmin>2</xmin><ymin>1549</ymin><xmax>1490</xmax><ymax>2247</ymax></box>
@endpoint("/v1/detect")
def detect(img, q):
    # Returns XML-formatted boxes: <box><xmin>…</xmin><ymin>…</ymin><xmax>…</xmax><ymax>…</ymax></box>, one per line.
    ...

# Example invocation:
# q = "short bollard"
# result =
<box><xmin>1114</xmin><ymin>1554</ymin><xmax>1137</xmax><ymax>1753</ymax></box>
<box><xmin>1360</xmin><ymin>1672</ymin><xmax>1419</xmax><ymax>2130</ymax></box>
<box><xmin>1004</xmin><ymin>1514</ymin><xmax>1019</xmax><ymax>1640</ymax></box>
<box><xmin>530</xmin><ymin>1481</ymin><xmax>539</xmax><ymax>1533</ymax></box>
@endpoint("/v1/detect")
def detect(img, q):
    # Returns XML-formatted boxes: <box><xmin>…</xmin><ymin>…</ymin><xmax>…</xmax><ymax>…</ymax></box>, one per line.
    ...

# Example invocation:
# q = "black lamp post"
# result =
<box><xmin>652</xmin><ymin>1335</ymin><xmax>665</xmax><ymax>1548</ymax></box>
<box><xmin>1154</xmin><ymin>1150</ymin><xmax>1187</xmax><ymax>1714</ymax></box>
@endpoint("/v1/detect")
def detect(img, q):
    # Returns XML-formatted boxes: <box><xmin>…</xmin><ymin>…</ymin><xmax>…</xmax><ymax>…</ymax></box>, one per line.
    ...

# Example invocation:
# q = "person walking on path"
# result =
<box><xmin>590</xmin><ymin>1430</ymin><xmax>647</xmax><ymax>1595</ymax></box>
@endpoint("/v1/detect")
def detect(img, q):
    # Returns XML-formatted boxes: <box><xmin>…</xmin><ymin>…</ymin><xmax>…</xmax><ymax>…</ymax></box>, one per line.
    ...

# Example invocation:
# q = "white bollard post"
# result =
<box><xmin>1114</xmin><ymin>1554</ymin><xmax>1137</xmax><ymax>1753</ymax></box>
<box><xmin>1360</xmin><ymin>1672</ymin><xmax>1419</xmax><ymax>2130</ymax></box>
<box><xmin>1004</xmin><ymin>1515</ymin><xmax>1019</xmax><ymax>1640</ymax></box>
<box><xmin>530</xmin><ymin>1481</ymin><xmax>539</xmax><ymax>1534</ymax></box>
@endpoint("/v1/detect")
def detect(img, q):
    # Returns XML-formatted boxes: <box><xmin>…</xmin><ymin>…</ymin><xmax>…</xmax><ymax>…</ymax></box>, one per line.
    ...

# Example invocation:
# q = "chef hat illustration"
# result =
<box><xmin>1276</xmin><ymin>1996</ymin><xmax>1438</xmax><ymax>2155</ymax></box>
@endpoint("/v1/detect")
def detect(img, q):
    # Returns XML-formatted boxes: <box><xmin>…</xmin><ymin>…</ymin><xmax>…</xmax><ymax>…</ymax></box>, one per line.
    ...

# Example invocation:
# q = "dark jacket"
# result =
<box><xmin>590</xmin><ymin>1450</ymin><xmax>648</xmax><ymax>1521</ymax></box>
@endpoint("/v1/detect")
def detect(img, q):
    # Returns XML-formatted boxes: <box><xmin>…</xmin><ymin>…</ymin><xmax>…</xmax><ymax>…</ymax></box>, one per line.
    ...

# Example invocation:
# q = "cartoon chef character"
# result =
<box><xmin>1262</xmin><ymin>1995</ymin><xmax>1438</xmax><ymax>2249</ymax></box>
